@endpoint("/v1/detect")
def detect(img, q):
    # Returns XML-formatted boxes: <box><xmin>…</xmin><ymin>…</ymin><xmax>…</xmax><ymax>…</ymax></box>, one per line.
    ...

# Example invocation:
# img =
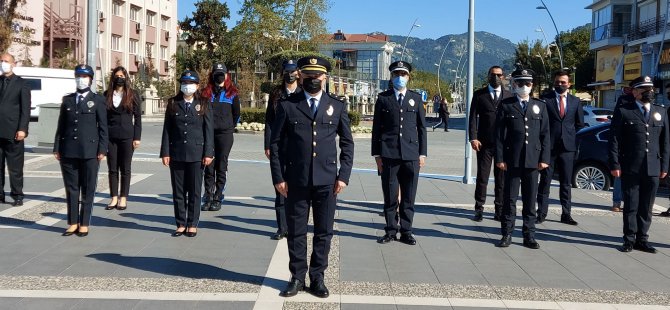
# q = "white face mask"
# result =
<box><xmin>0</xmin><ymin>61</ymin><xmax>12</xmax><ymax>74</ymax></box>
<box><xmin>75</xmin><ymin>77</ymin><xmax>90</xmax><ymax>90</ymax></box>
<box><xmin>181</xmin><ymin>84</ymin><xmax>197</xmax><ymax>96</ymax></box>
<box><xmin>515</xmin><ymin>85</ymin><xmax>532</xmax><ymax>97</ymax></box>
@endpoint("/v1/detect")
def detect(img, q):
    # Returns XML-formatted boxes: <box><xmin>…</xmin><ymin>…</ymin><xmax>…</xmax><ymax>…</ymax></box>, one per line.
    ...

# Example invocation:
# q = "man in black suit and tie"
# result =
<box><xmin>270</xmin><ymin>56</ymin><xmax>354</xmax><ymax>298</ymax></box>
<box><xmin>536</xmin><ymin>70</ymin><xmax>585</xmax><ymax>225</ymax></box>
<box><xmin>495</xmin><ymin>68</ymin><xmax>550</xmax><ymax>249</ymax></box>
<box><xmin>609</xmin><ymin>75</ymin><xmax>669</xmax><ymax>253</ymax></box>
<box><xmin>469</xmin><ymin>66</ymin><xmax>512</xmax><ymax>222</ymax></box>
<box><xmin>0</xmin><ymin>53</ymin><xmax>31</xmax><ymax>206</ymax></box>
<box><xmin>372</xmin><ymin>60</ymin><xmax>427</xmax><ymax>246</ymax></box>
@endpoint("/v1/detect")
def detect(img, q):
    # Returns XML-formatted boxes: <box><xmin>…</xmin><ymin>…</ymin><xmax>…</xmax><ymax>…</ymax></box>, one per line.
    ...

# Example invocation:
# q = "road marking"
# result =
<box><xmin>253</xmin><ymin>238</ymin><xmax>290</xmax><ymax>310</ymax></box>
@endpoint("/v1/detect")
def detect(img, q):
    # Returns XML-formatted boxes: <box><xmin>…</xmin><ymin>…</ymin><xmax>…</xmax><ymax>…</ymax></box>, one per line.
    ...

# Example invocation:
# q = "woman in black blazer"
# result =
<box><xmin>160</xmin><ymin>70</ymin><xmax>214</xmax><ymax>237</ymax></box>
<box><xmin>104</xmin><ymin>66</ymin><xmax>141</xmax><ymax>210</ymax></box>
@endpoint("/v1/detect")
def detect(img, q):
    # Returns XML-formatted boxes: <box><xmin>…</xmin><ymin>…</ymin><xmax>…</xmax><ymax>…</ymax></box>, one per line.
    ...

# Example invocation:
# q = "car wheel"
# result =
<box><xmin>573</xmin><ymin>163</ymin><xmax>610</xmax><ymax>191</ymax></box>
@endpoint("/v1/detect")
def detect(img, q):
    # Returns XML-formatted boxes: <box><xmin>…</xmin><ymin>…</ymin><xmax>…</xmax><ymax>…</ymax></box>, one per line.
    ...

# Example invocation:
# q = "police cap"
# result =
<box><xmin>212</xmin><ymin>63</ymin><xmax>227</xmax><ymax>75</ymax></box>
<box><xmin>630</xmin><ymin>75</ymin><xmax>654</xmax><ymax>88</ymax></box>
<box><xmin>179</xmin><ymin>70</ymin><xmax>200</xmax><ymax>83</ymax></box>
<box><xmin>282</xmin><ymin>59</ymin><xmax>298</xmax><ymax>72</ymax></box>
<box><xmin>389</xmin><ymin>61</ymin><xmax>412</xmax><ymax>73</ymax></box>
<box><xmin>511</xmin><ymin>68</ymin><xmax>535</xmax><ymax>81</ymax></box>
<box><xmin>74</xmin><ymin>64</ymin><xmax>94</xmax><ymax>77</ymax></box>
<box><xmin>297</xmin><ymin>56</ymin><xmax>331</xmax><ymax>74</ymax></box>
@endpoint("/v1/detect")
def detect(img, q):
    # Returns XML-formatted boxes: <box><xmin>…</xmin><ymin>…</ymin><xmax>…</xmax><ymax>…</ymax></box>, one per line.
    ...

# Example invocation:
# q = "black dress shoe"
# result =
<box><xmin>560</xmin><ymin>215</ymin><xmax>578</xmax><ymax>226</ymax></box>
<box><xmin>377</xmin><ymin>234</ymin><xmax>397</xmax><ymax>244</ymax></box>
<box><xmin>280</xmin><ymin>278</ymin><xmax>305</xmax><ymax>297</ymax></box>
<box><xmin>634</xmin><ymin>241</ymin><xmax>657</xmax><ymax>254</ymax></box>
<box><xmin>493</xmin><ymin>212</ymin><xmax>501</xmax><ymax>221</ymax></box>
<box><xmin>105</xmin><ymin>202</ymin><xmax>117</xmax><ymax>210</ymax></box>
<box><xmin>472</xmin><ymin>211</ymin><xmax>483</xmax><ymax>222</ymax></box>
<box><xmin>209</xmin><ymin>201</ymin><xmax>222</xmax><ymax>211</ymax></box>
<box><xmin>76</xmin><ymin>231</ymin><xmax>89</xmax><ymax>237</ymax></box>
<box><xmin>0</xmin><ymin>196</ymin><xmax>5</xmax><ymax>203</ymax></box>
<box><xmin>620</xmin><ymin>241</ymin><xmax>634</xmax><ymax>252</ymax></box>
<box><xmin>185</xmin><ymin>230</ymin><xmax>198</xmax><ymax>237</ymax></box>
<box><xmin>117</xmin><ymin>204</ymin><xmax>127</xmax><ymax>211</ymax></box>
<box><xmin>497</xmin><ymin>235</ymin><xmax>512</xmax><ymax>247</ymax></box>
<box><xmin>272</xmin><ymin>231</ymin><xmax>287</xmax><ymax>240</ymax></box>
<box><xmin>200</xmin><ymin>201</ymin><xmax>211</xmax><ymax>211</ymax></box>
<box><xmin>309</xmin><ymin>280</ymin><xmax>329</xmax><ymax>298</ymax></box>
<box><xmin>659</xmin><ymin>209</ymin><xmax>670</xmax><ymax>217</ymax></box>
<box><xmin>399</xmin><ymin>234</ymin><xmax>417</xmax><ymax>245</ymax></box>
<box><xmin>172</xmin><ymin>229</ymin><xmax>185</xmax><ymax>237</ymax></box>
<box><xmin>536</xmin><ymin>214</ymin><xmax>546</xmax><ymax>224</ymax></box>
<box><xmin>12</xmin><ymin>199</ymin><xmax>23</xmax><ymax>207</ymax></box>
<box><xmin>62</xmin><ymin>230</ymin><xmax>77</xmax><ymax>236</ymax></box>
<box><xmin>523</xmin><ymin>238</ymin><xmax>540</xmax><ymax>249</ymax></box>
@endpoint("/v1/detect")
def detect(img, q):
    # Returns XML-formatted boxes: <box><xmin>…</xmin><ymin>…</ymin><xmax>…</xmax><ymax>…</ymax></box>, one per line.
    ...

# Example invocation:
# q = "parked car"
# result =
<box><xmin>573</xmin><ymin>123</ymin><xmax>612</xmax><ymax>191</ymax></box>
<box><xmin>582</xmin><ymin>106</ymin><xmax>613</xmax><ymax>127</ymax></box>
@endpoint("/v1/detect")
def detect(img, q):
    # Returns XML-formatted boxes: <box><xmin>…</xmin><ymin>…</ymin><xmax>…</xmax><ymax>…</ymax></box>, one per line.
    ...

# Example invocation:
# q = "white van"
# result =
<box><xmin>12</xmin><ymin>67</ymin><xmax>76</xmax><ymax>118</ymax></box>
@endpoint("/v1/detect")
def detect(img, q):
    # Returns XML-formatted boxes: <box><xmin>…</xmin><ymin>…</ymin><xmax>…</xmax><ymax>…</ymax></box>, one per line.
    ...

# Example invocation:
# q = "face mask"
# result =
<box><xmin>214</xmin><ymin>74</ymin><xmax>225</xmax><ymax>85</ymax></box>
<box><xmin>392</xmin><ymin>76</ymin><xmax>409</xmax><ymax>89</ymax></box>
<box><xmin>181</xmin><ymin>84</ymin><xmax>197</xmax><ymax>96</ymax></box>
<box><xmin>554</xmin><ymin>84</ymin><xmax>568</xmax><ymax>94</ymax></box>
<box><xmin>75</xmin><ymin>77</ymin><xmax>90</xmax><ymax>90</ymax></box>
<box><xmin>0</xmin><ymin>62</ymin><xmax>11</xmax><ymax>74</ymax></box>
<box><xmin>114</xmin><ymin>77</ymin><xmax>126</xmax><ymax>87</ymax></box>
<box><xmin>515</xmin><ymin>85</ymin><xmax>532</xmax><ymax>97</ymax></box>
<box><xmin>666</xmin><ymin>93</ymin><xmax>670</xmax><ymax>101</ymax></box>
<box><xmin>640</xmin><ymin>90</ymin><xmax>655</xmax><ymax>103</ymax></box>
<box><xmin>283</xmin><ymin>72</ymin><xmax>297</xmax><ymax>84</ymax></box>
<box><xmin>302</xmin><ymin>77</ymin><xmax>322</xmax><ymax>94</ymax></box>
<box><xmin>488</xmin><ymin>75</ymin><xmax>501</xmax><ymax>88</ymax></box>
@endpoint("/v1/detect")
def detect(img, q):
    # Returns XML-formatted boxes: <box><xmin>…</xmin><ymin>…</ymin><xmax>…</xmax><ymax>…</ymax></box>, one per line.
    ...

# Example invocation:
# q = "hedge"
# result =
<box><xmin>239</xmin><ymin>107</ymin><xmax>360</xmax><ymax>127</ymax></box>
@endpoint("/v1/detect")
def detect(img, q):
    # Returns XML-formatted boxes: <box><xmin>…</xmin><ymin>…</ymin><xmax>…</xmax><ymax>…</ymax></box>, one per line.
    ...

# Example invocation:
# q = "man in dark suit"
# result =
<box><xmin>270</xmin><ymin>56</ymin><xmax>354</xmax><ymax>298</ymax></box>
<box><xmin>372</xmin><ymin>60</ymin><xmax>427</xmax><ymax>246</ymax></box>
<box><xmin>0</xmin><ymin>53</ymin><xmax>31</xmax><ymax>206</ymax></box>
<box><xmin>609</xmin><ymin>75</ymin><xmax>669</xmax><ymax>253</ymax></box>
<box><xmin>495</xmin><ymin>68</ymin><xmax>550</xmax><ymax>249</ymax></box>
<box><xmin>536</xmin><ymin>70</ymin><xmax>585</xmax><ymax>225</ymax></box>
<box><xmin>469</xmin><ymin>66</ymin><xmax>512</xmax><ymax>222</ymax></box>
<box><xmin>265</xmin><ymin>59</ymin><xmax>301</xmax><ymax>240</ymax></box>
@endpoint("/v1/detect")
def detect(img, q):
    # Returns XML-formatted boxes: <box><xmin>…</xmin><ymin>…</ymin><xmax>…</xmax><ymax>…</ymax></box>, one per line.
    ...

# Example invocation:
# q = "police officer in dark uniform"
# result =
<box><xmin>609</xmin><ymin>75</ymin><xmax>669</xmax><ymax>253</ymax></box>
<box><xmin>54</xmin><ymin>64</ymin><xmax>108</xmax><ymax>237</ymax></box>
<box><xmin>495</xmin><ymin>68</ymin><xmax>550</xmax><ymax>249</ymax></box>
<box><xmin>372</xmin><ymin>60</ymin><xmax>427</xmax><ymax>246</ymax></box>
<box><xmin>270</xmin><ymin>56</ymin><xmax>354</xmax><ymax>298</ymax></box>
<box><xmin>160</xmin><ymin>70</ymin><xmax>214</xmax><ymax>237</ymax></box>
<box><xmin>264</xmin><ymin>59</ymin><xmax>301</xmax><ymax>240</ymax></box>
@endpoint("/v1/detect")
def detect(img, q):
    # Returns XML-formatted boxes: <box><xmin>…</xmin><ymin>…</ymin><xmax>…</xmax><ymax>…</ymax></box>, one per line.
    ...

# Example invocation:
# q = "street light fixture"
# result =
<box><xmin>536</xmin><ymin>1</ymin><xmax>564</xmax><ymax>69</ymax></box>
<box><xmin>435</xmin><ymin>38</ymin><xmax>456</xmax><ymax>98</ymax></box>
<box><xmin>400</xmin><ymin>18</ymin><xmax>421</xmax><ymax>61</ymax></box>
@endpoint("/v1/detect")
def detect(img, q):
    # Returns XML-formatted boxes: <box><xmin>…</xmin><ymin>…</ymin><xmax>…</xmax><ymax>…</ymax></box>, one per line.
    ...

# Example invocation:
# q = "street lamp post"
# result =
<box><xmin>434</xmin><ymin>38</ymin><xmax>456</xmax><ymax>98</ymax></box>
<box><xmin>536</xmin><ymin>1</ymin><xmax>564</xmax><ymax>69</ymax></box>
<box><xmin>463</xmin><ymin>0</ymin><xmax>475</xmax><ymax>184</ymax></box>
<box><xmin>400</xmin><ymin>18</ymin><xmax>421</xmax><ymax>61</ymax></box>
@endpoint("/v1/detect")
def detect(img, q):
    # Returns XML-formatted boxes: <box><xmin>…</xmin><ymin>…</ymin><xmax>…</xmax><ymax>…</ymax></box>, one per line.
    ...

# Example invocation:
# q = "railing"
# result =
<box><xmin>146</xmin><ymin>98</ymin><xmax>168</xmax><ymax>114</ymax></box>
<box><xmin>628</xmin><ymin>15</ymin><xmax>667</xmax><ymax>41</ymax></box>
<box><xmin>591</xmin><ymin>22</ymin><xmax>629</xmax><ymax>42</ymax></box>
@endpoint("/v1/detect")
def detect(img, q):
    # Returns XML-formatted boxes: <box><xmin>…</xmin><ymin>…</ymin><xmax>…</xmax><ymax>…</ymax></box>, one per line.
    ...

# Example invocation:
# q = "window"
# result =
<box><xmin>129</xmin><ymin>39</ymin><xmax>138</xmax><ymax>54</ymax></box>
<box><xmin>161</xmin><ymin>16</ymin><xmax>170</xmax><ymax>30</ymax></box>
<box><xmin>146</xmin><ymin>11</ymin><xmax>155</xmax><ymax>26</ymax></box>
<box><xmin>161</xmin><ymin>46</ymin><xmax>167</xmax><ymax>59</ymax></box>
<box><xmin>593</xmin><ymin>6</ymin><xmax>611</xmax><ymax>28</ymax></box>
<box><xmin>112</xmin><ymin>1</ymin><xmax>123</xmax><ymax>17</ymax></box>
<box><xmin>129</xmin><ymin>6</ymin><xmax>140</xmax><ymax>22</ymax></box>
<box><xmin>111</xmin><ymin>35</ymin><xmax>121</xmax><ymax>51</ymax></box>
<box><xmin>23</xmin><ymin>78</ymin><xmax>42</xmax><ymax>91</ymax></box>
<box><xmin>146</xmin><ymin>42</ymin><xmax>154</xmax><ymax>58</ymax></box>
<box><xmin>638</xmin><ymin>1</ymin><xmax>657</xmax><ymax>23</ymax></box>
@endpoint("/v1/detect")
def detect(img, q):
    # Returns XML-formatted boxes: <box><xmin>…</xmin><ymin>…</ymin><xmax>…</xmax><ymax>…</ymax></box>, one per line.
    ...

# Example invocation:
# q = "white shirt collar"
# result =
<box><xmin>636</xmin><ymin>100</ymin><xmax>650</xmax><ymax>111</ymax></box>
<box><xmin>488</xmin><ymin>84</ymin><xmax>501</xmax><ymax>93</ymax></box>
<box><xmin>393</xmin><ymin>88</ymin><xmax>407</xmax><ymax>100</ymax></box>
<box><xmin>304</xmin><ymin>90</ymin><xmax>323</xmax><ymax>103</ymax></box>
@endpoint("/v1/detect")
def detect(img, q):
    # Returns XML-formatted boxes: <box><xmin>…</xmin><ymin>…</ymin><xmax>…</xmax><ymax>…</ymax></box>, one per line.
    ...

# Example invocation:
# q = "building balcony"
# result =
<box><xmin>627</xmin><ymin>15</ymin><xmax>666</xmax><ymax>42</ymax></box>
<box><xmin>590</xmin><ymin>22</ymin><xmax>628</xmax><ymax>50</ymax></box>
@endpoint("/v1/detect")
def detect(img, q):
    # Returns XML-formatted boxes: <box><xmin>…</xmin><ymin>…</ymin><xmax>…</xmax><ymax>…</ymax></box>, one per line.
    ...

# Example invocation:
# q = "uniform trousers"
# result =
<box><xmin>537</xmin><ymin>143</ymin><xmax>575</xmax><ymax>217</ymax></box>
<box><xmin>204</xmin><ymin>131</ymin><xmax>234</xmax><ymax>201</ymax></box>
<box><xmin>621</xmin><ymin>173</ymin><xmax>658</xmax><ymax>243</ymax></box>
<box><xmin>0</xmin><ymin>138</ymin><xmax>24</xmax><ymax>200</ymax></box>
<box><xmin>381</xmin><ymin>158</ymin><xmax>419</xmax><ymax>235</ymax></box>
<box><xmin>170</xmin><ymin>161</ymin><xmax>203</xmax><ymax>227</ymax></box>
<box><xmin>107</xmin><ymin>138</ymin><xmax>134</xmax><ymax>197</ymax></box>
<box><xmin>501</xmin><ymin>167</ymin><xmax>539</xmax><ymax>238</ymax></box>
<box><xmin>60</xmin><ymin>157</ymin><xmax>99</xmax><ymax>226</ymax></box>
<box><xmin>286</xmin><ymin>184</ymin><xmax>336</xmax><ymax>283</ymax></box>
<box><xmin>474</xmin><ymin>146</ymin><xmax>504</xmax><ymax>213</ymax></box>
<box><xmin>274</xmin><ymin>163</ymin><xmax>287</xmax><ymax>233</ymax></box>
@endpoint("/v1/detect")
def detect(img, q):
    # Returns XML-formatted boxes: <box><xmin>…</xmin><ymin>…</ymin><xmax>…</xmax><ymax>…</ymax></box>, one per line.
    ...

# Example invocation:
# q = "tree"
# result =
<box><xmin>408</xmin><ymin>70</ymin><xmax>452</xmax><ymax>103</ymax></box>
<box><xmin>0</xmin><ymin>0</ymin><xmax>24</xmax><ymax>52</ymax></box>
<box><xmin>178</xmin><ymin>0</ymin><xmax>231</xmax><ymax>73</ymax></box>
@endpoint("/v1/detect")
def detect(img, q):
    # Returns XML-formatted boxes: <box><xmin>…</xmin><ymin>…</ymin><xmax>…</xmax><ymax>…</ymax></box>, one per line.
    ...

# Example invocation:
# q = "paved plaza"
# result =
<box><xmin>0</xmin><ymin>116</ymin><xmax>670</xmax><ymax>309</ymax></box>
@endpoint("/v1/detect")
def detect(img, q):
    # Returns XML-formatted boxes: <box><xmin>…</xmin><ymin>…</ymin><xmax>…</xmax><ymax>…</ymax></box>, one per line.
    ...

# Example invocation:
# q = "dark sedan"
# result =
<box><xmin>573</xmin><ymin>123</ymin><xmax>612</xmax><ymax>191</ymax></box>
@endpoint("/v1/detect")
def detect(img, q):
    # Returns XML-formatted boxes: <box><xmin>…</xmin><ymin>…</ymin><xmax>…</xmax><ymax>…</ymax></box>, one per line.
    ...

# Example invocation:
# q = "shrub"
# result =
<box><xmin>239</xmin><ymin>108</ymin><xmax>266</xmax><ymax>124</ymax></box>
<box><xmin>348</xmin><ymin>111</ymin><xmax>360</xmax><ymax>127</ymax></box>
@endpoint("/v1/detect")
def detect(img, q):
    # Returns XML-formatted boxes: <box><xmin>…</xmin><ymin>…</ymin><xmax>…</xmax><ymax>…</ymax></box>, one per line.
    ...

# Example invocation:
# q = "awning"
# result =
<box><xmin>587</xmin><ymin>80</ymin><xmax>614</xmax><ymax>87</ymax></box>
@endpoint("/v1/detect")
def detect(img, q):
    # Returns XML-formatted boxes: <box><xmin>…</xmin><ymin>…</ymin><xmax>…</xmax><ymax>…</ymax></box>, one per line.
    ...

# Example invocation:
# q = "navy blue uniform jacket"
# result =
<box><xmin>53</xmin><ymin>92</ymin><xmax>108</xmax><ymax>159</ymax></box>
<box><xmin>160</xmin><ymin>95</ymin><xmax>214</xmax><ymax>162</ymax></box>
<box><xmin>495</xmin><ymin>97</ymin><xmax>550</xmax><ymax>168</ymax></box>
<box><xmin>371</xmin><ymin>90</ymin><xmax>427</xmax><ymax>159</ymax></box>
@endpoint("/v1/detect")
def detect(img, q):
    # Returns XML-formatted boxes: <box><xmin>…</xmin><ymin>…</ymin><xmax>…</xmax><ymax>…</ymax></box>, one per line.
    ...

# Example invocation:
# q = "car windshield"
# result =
<box><xmin>591</xmin><ymin>109</ymin><xmax>612</xmax><ymax>116</ymax></box>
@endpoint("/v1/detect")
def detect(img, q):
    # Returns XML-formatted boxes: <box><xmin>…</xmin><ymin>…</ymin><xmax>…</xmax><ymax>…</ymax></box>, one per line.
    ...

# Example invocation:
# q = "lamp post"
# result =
<box><xmin>434</xmin><ymin>38</ymin><xmax>456</xmax><ymax>98</ymax></box>
<box><xmin>400</xmin><ymin>18</ymin><xmax>421</xmax><ymax>61</ymax></box>
<box><xmin>536</xmin><ymin>1</ymin><xmax>564</xmax><ymax>69</ymax></box>
<box><xmin>463</xmin><ymin>0</ymin><xmax>475</xmax><ymax>184</ymax></box>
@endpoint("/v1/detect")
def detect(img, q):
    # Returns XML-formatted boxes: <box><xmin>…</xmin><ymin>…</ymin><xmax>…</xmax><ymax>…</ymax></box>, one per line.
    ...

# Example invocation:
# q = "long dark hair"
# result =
<box><xmin>106</xmin><ymin>66</ymin><xmax>135</xmax><ymax>112</ymax></box>
<box><xmin>201</xmin><ymin>70</ymin><xmax>238</xmax><ymax>100</ymax></box>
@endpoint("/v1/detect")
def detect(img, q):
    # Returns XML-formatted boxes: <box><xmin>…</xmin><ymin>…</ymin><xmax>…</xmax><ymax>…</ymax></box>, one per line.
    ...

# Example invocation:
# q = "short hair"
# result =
<box><xmin>0</xmin><ymin>53</ymin><xmax>15</xmax><ymax>63</ymax></box>
<box><xmin>488</xmin><ymin>66</ymin><xmax>503</xmax><ymax>75</ymax></box>
<box><xmin>553</xmin><ymin>70</ymin><xmax>571</xmax><ymax>81</ymax></box>
<box><xmin>665</xmin><ymin>83</ymin><xmax>670</xmax><ymax>89</ymax></box>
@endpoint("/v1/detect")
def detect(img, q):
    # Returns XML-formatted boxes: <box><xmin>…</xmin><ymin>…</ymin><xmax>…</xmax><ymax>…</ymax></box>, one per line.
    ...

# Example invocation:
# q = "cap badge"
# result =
<box><xmin>521</xmin><ymin>70</ymin><xmax>528</xmax><ymax>75</ymax></box>
<box><xmin>645</xmin><ymin>76</ymin><xmax>652</xmax><ymax>82</ymax></box>
<box><xmin>80</xmin><ymin>65</ymin><xmax>86</xmax><ymax>69</ymax></box>
<box><xmin>327</xmin><ymin>105</ymin><xmax>334</xmax><ymax>116</ymax></box>
<box><xmin>185</xmin><ymin>72</ymin><xmax>191</xmax><ymax>76</ymax></box>
<box><xmin>310</xmin><ymin>58</ymin><xmax>317</xmax><ymax>65</ymax></box>
<box><xmin>217</xmin><ymin>64</ymin><xmax>222</xmax><ymax>69</ymax></box>
<box><xmin>409</xmin><ymin>98</ymin><xmax>415</xmax><ymax>106</ymax></box>
<box><xmin>532</xmin><ymin>104</ymin><xmax>540</xmax><ymax>114</ymax></box>
<box><xmin>195</xmin><ymin>104</ymin><xmax>201</xmax><ymax>112</ymax></box>
<box><xmin>655</xmin><ymin>112</ymin><xmax>662</xmax><ymax>121</ymax></box>
<box><xmin>87</xmin><ymin>101</ymin><xmax>95</xmax><ymax>108</ymax></box>
<box><xmin>398</xmin><ymin>61</ymin><xmax>404</xmax><ymax>67</ymax></box>
<box><xmin>288</xmin><ymin>60</ymin><xmax>294</xmax><ymax>64</ymax></box>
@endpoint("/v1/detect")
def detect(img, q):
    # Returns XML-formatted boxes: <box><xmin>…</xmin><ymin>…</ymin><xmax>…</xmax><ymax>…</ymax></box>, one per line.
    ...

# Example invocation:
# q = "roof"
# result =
<box><xmin>324</xmin><ymin>31</ymin><xmax>389</xmax><ymax>43</ymax></box>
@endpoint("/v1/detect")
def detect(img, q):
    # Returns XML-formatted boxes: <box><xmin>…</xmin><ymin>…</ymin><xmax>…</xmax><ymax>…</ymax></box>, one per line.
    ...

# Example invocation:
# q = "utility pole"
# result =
<box><xmin>86</xmin><ymin>0</ymin><xmax>98</xmax><ymax>91</ymax></box>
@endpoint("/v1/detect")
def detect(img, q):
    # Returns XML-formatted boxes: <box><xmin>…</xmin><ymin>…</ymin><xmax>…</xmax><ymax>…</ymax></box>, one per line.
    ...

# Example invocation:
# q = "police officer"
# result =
<box><xmin>372</xmin><ymin>60</ymin><xmax>427</xmax><ymax>246</ymax></box>
<box><xmin>270</xmin><ymin>56</ymin><xmax>354</xmax><ymax>298</ymax></box>
<box><xmin>264</xmin><ymin>59</ymin><xmax>301</xmax><ymax>240</ymax></box>
<box><xmin>495</xmin><ymin>68</ymin><xmax>550</xmax><ymax>249</ymax></box>
<box><xmin>160</xmin><ymin>70</ymin><xmax>214</xmax><ymax>238</ymax></box>
<box><xmin>609</xmin><ymin>76</ymin><xmax>669</xmax><ymax>253</ymax></box>
<box><xmin>54</xmin><ymin>64</ymin><xmax>108</xmax><ymax>237</ymax></box>
<box><xmin>536</xmin><ymin>70</ymin><xmax>585</xmax><ymax>225</ymax></box>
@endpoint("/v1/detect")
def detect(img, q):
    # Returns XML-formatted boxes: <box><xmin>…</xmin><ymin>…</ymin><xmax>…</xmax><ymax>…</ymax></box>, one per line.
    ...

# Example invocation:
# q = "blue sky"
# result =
<box><xmin>177</xmin><ymin>0</ymin><xmax>593</xmax><ymax>44</ymax></box>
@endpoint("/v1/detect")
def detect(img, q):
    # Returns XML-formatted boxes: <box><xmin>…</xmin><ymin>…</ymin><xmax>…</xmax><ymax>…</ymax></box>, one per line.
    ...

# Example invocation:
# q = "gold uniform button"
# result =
<box><xmin>312</xmin><ymin>142</ymin><xmax>316</xmax><ymax>146</ymax></box>
<box><xmin>313</xmin><ymin>122</ymin><xmax>316</xmax><ymax>126</ymax></box>
<box><xmin>646</xmin><ymin>124</ymin><xmax>649</xmax><ymax>128</ymax></box>
<box><xmin>400</xmin><ymin>133</ymin><xmax>403</xmax><ymax>137</ymax></box>
<box><xmin>313</xmin><ymin>152</ymin><xmax>317</xmax><ymax>157</ymax></box>
<box><xmin>646</xmin><ymin>149</ymin><xmax>649</xmax><ymax>152</ymax></box>
<box><xmin>313</xmin><ymin>131</ymin><xmax>317</xmax><ymax>136</ymax></box>
<box><xmin>646</xmin><ymin>140</ymin><xmax>650</xmax><ymax>143</ymax></box>
<box><xmin>525</xmin><ymin>125</ymin><xmax>529</xmax><ymax>129</ymax></box>
<box><xmin>73</xmin><ymin>136</ymin><xmax>78</xmax><ymax>140</ymax></box>
<box><xmin>401</xmin><ymin>117</ymin><xmax>404</xmax><ymax>121</ymax></box>
<box><xmin>400</xmin><ymin>109</ymin><xmax>403</xmax><ymax>112</ymax></box>
<box><xmin>525</xmin><ymin>133</ymin><xmax>529</xmax><ymax>136</ymax></box>
<box><xmin>524</xmin><ymin>117</ymin><xmax>528</xmax><ymax>121</ymax></box>
<box><xmin>646</xmin><ymin>132</ymin><xmax>650</xmax><ymax>136</ymax></box>
<box><xmin>525</xmin><ymin>140</ymin><xmax>528</xmax><ymax>144</ymax></box>
<box><xmin>184</xmin><ymin>140</ymin><xmax>187</xmax><ymax>143</ymax></box>
<box><xmin>400</xmin><ymin>125</ymin><xmax>403</xmax><ymax>129</ymax></box>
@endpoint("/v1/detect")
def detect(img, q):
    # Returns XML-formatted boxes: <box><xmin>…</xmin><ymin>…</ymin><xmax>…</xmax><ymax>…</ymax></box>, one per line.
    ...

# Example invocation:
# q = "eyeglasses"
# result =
<box><xmin>489</xmin><ymin>73</ymin><xmax>503</xmax><ymax>77</ymax></box>
<box><xmin>514</xmin><ymin>81</ymin><xmax>532</xmax><ymax>87</ymax></box>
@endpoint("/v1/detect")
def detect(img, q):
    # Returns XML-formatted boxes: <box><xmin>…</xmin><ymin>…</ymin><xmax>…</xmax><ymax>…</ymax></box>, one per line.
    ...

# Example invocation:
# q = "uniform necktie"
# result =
<box><xmin>77</xmin><ymin>94</ymin><xmax>84</xmax><ymax>108</ymax></box>
<box><xmin>559</xmin><ymin>95</ymin><xmax>565</xmax><ymax>118</ymax></box>
<box><xmin>310</xmin><ymin>98</ymin><xmax>317</xmax><ymax>117</ymax></box>
<box><xmin>644</xmin><ymin>106</ymin><xmax>650</xmax><ymax>122</ymax></box>
<box><xmin>521</xmin><ymin>100</ymin><xmax>527</xmax><ymax>112</ymax></box>
<box><xmin>493</xmin><ymin>90</ymin><xmax>498</xmax><ymax>102</ymax></box>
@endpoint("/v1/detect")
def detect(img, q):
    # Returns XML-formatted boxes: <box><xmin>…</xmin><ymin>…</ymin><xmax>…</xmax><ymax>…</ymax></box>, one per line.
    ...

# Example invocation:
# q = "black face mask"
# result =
<box><xmin>554</xmin><ymin>85</ymin><xmax>569</xmax><ymax>94</ymax></box>
<box><xmin>114</xmin><ymin>77</ymin><xmax>126</xmax><ymax>87</ymax></box>
<box><xmin>283</xmin><ymin>72</ymin><xmax>297</xmax><ymax>84</ymax></box>
<box><xmin>214</xmin><ymin>74</ymin><xmax>225</xmax><ymax>85</ymax></box>
<box><xmin>666</xmin><ymin>92</ymin><xmax>670</xmax><ymax>101</ymax></box>
<box><xmin>488</xmin><ymin>75</ymin><xmax>501</xmax><ymax>88</ymax></box>
<box><xmin>302</xmin><ymin>77</ymin><xmax>322</xmax><ymax>94</ymax></box>
<box><xmin>641</xmin><ymin>90</ymin><xmax>655</xmax><ymax>103</ymax></box>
